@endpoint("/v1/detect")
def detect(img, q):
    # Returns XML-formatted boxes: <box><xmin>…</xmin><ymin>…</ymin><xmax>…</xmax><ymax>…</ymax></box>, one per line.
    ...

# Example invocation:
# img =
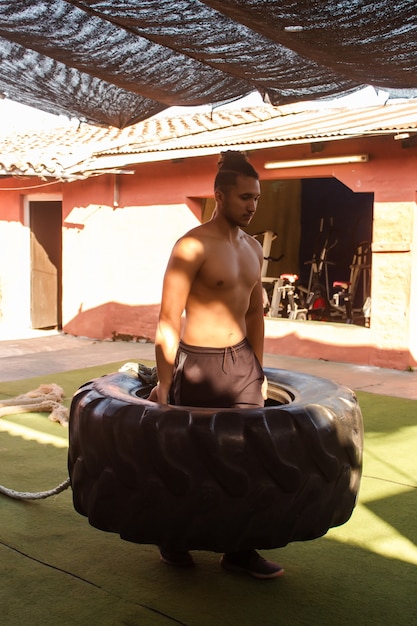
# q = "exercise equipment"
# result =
<box><xmin>256</xmin><ymin>230</ymin><xmax>307</xmax><ymax>319</ymax></box>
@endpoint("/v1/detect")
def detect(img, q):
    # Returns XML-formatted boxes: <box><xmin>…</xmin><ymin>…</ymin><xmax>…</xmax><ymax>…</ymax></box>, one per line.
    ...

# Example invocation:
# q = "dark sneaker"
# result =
<box><xmin>159</xmin><ymin>548</ymin><xmax>195</xmax><ymax>568</ymax></box>
<box><xmin>220</xmin><ymin>550</ymin><xmax>284</xmax><ymax>579</ymax></box>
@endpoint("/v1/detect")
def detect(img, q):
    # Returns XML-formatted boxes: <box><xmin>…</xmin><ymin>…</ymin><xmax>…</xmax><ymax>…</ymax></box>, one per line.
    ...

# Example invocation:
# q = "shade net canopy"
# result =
<box><xmin>0</xmin><ymin>0</ymin><xmax>416</xmax><ymax>127</ymax></box>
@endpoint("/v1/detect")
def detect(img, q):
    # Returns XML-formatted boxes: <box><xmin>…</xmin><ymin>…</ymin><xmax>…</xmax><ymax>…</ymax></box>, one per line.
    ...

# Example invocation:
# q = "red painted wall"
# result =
<box><xmin>0</xmin><ymin>135</ymin><xmax>416</xmax><ymax>369</ymax></box>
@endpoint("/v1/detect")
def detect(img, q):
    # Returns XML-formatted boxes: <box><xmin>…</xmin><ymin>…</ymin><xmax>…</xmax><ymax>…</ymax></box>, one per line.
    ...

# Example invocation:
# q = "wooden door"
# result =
<box><xmin>30</xmin><ymin>201</ymin><xmax>62</xmax><ymax>329</ymax></box>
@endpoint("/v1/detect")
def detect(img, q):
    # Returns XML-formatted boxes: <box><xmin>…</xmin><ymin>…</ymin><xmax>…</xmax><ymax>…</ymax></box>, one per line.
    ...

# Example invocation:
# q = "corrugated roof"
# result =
<box><xmin>1</xmin><ymin>99</ymin><xmax>417</xmax><ymax>180</ymax></box>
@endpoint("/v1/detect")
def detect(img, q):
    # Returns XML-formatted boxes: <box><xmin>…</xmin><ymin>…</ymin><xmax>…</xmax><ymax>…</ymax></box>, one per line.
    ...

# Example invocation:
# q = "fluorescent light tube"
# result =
<box><xmin>264</xmin><ymin>154</ymin><xmax>369</xmax><ymax>169</ymax></box>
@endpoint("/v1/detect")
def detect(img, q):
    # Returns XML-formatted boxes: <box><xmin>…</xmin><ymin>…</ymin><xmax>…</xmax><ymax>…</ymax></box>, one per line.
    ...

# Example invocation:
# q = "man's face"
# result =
<box><xmin>216</xmin><ymin>175</ymin><xmax>261</xmax><ymax>228</ymax></box>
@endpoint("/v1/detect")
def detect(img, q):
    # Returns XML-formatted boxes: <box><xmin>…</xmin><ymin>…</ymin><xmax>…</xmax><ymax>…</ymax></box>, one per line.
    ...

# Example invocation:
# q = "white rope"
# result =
<box><xmin>0</xmin><ymin>366</ymin><xmax>152</xmax><ymax>502</ymax></box>
<box><xmin>0</xmin><ymin>383</ymin><xmax>69</xmax><ymax>426</ymax></box>
<box><xmin>0</xmin><ymin>477</ymin><xmax>71</xmax><ymax>500</ymax></box>
<box><xmin>0</xmin><ymin>383</ymin><xmax>71</xmax><ymax>500</ymax></box>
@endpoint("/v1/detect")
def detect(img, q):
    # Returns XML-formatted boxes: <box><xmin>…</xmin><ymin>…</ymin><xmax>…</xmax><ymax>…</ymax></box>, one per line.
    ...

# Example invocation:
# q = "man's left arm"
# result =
<box><xmin>245</xmin><ymin>278</ymin><xmax>265</xmax><ymax>366</ymax></box>
<box><xmin>246</xmin><ymin>280</ymin><xmax>268</xmax><ymax>400</ymax></box>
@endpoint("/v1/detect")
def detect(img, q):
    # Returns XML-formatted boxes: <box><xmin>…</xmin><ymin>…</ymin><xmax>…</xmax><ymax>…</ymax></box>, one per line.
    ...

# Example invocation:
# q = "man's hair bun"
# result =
<box><xmin>218</xmin><ymin>150</ymin><xmax>250</xmax><ymax>170</ymax></box>
<box><xmin>215</xmin><ymin>150</ymin><xmax>259</xmax><ymax>182</ymax></box>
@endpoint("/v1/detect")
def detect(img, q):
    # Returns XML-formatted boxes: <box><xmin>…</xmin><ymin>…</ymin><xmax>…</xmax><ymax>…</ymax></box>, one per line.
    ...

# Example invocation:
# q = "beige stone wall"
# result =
<box><xmin>409</xmin><ymin>199</ymin><xmax>417</xmax><ymax>365</ymax></box>
<box><xmin>370</xmin><ymin>201</ymin><xmax>417</xmax><ymax>367</ymax></box>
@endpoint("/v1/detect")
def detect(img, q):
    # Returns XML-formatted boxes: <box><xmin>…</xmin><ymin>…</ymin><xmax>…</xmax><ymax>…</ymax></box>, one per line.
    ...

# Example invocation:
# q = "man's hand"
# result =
<box><xmin>148</xmin><ymin>383</ymin><xmax>169</xmax><ymax>404</ymax></box>
<box><xmin>147</xmin><ymin>385</ymin><xmax>159</xmax><ymax>402</ymax></box>
<box><xmin>262</xmin><ymin>375</ymin><xmax>268</xmax><ymax>400</ymax></box>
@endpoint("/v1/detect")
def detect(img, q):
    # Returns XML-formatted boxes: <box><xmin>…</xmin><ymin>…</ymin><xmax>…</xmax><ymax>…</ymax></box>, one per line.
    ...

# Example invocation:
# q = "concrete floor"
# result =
<box><xmin>0</xmin><ymin>329</ymin><xmax>415</xmax><ymax>400</ymax></box>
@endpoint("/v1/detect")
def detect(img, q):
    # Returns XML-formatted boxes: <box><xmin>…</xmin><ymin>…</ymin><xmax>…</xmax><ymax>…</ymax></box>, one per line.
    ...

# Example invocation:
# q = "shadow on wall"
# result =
<box><xmin>63</xmin><ymin>301</ymin><xmax>160</xmax><ymax>344</ymax></box>
<box><xmin>62</xmin><ymin>301</ymin><xmax>416</xmax><ymax>371</ymax></box>
<box><xmin>264</xmin><ymin>326</ymin><xmax>417</xmax><ymax>371</ymax></box>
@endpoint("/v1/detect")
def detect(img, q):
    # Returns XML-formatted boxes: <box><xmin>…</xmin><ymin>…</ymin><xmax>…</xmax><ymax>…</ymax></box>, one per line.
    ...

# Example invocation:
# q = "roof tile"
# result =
<box><xmin>1</xmin><ymin>99</ymin><xmax>417</xmax><ymax>180</ymax></box>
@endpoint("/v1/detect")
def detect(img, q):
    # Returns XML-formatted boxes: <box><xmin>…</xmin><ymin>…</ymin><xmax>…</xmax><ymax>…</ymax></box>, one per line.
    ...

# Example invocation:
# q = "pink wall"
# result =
<box><xmin>0</xmin><ymin>136</ymin><xmax>416</xmax><ymax>369</ymax></box>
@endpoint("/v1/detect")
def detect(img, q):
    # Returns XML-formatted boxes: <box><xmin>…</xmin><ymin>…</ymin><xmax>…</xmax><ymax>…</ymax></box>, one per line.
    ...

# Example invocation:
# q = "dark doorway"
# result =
<box><xmin>29</xmin><ymin>201</ymin><xmax>62</xmax><ymax>329</ymax></box>
<box><xmin>299</xmin><ymin>178</ymin><xmax>373</xmax><ymax>324</ymax></box>
<box><xmin>299</xmin><ymin>178</ymin><xmax>373</xmax><ymax>287</ymax></box>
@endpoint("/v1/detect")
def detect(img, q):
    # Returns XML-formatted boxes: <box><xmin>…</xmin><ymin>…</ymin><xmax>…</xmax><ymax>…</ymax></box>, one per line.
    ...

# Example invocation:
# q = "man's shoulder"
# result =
<box><xmin>180</xmin><ymin>222</ymin><xmax>217</xmax><ymax>243</ymax></box>
<box><xmin>242</xmin><ymin>230</ymin><xmax>263</xmax><ymax>252</ymax></box>
<box><xmin>171</xmin><ymin>224</ymin><xmax>212</xmax><ymax>261</ymax></box>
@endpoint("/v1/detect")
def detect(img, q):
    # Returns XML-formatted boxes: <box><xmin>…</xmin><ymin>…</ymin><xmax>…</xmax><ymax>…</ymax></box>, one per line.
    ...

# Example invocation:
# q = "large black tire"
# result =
<box><xmin>68</xmin><ymin>368</ymin><xmax>363</xmax><ymax>552</ymax></box>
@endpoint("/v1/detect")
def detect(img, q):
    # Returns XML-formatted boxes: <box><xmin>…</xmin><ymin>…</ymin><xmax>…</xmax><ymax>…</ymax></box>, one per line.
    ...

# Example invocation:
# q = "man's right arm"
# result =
<box><xmin>151</xmin><ymin>235</ymin><xmax>204</xmax><ymax>404</ymax></box>
<box><xmin>153</xmin><ymin>318</ymin><xmax>181</xmax><ymax>403</ymax></box>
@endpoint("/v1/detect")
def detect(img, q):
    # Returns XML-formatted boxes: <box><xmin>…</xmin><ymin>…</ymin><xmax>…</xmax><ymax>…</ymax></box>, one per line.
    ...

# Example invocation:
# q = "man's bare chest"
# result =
<box><xmin>198</xmin><ymin>244</ymin><xmax>259</xmax><ymax>291</ymax></box>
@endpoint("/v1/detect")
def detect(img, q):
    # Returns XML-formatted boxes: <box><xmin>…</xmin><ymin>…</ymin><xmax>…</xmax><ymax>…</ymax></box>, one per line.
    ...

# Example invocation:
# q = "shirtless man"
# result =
<box><xmin>151</xmin><ymin>151</ymin><xmax>283</xmax><ymax>579</ymax></box>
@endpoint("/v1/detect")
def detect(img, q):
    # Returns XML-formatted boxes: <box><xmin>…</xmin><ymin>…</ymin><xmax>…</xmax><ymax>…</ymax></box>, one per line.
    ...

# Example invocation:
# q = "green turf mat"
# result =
<box><xmin>1</xmin><ymin>369</ymin><xmax>416</xmax><ymax>625</ymax></box>
<box><xmin>0</xmin><ymin>360</ymin><xmax>153</xmax><ymax>404</ymax></box>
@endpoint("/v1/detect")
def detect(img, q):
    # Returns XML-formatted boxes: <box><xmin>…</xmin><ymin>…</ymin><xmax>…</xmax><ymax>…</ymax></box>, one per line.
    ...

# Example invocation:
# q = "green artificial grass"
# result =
<box><xmin>0</xmin><ymin>366</ymin><xmax>416</xmax><ymax>626</ymax></box>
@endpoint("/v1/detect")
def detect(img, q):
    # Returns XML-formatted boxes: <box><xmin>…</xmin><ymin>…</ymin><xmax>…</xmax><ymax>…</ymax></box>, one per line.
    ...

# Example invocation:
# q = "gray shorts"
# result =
<box><xmin>169</xmin><ymin>338</ymin><xmax>264</xmax><ymax>408</ymax></box>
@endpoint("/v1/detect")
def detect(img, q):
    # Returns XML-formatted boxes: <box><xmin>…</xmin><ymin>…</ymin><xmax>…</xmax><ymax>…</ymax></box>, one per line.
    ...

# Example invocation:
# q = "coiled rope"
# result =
<box><xmin>0</xmin><ymin>382</ymin><xmax>71</xmax><ymax>501</ymax></box>
<box><xmin>0</xmin><ymin>364</ymin><xmax>156</xmax><ymax>502</ymax></box>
